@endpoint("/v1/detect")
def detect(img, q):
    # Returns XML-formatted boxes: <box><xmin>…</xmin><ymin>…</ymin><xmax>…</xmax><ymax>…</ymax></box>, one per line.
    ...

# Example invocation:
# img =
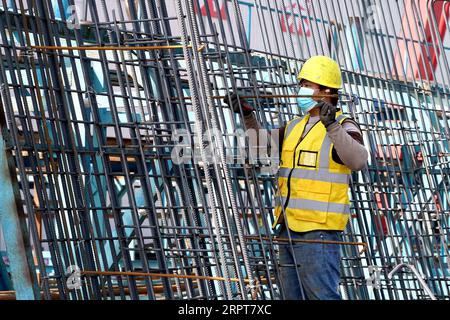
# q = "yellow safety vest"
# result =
<box><xmin>273</xmin><ymin>111</ymin><xmax>352</xmax><ymax>232</ymax></box>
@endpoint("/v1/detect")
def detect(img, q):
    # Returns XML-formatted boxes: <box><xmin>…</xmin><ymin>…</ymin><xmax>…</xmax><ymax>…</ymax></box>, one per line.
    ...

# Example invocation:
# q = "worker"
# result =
<box><xmin>224</xmin><ymin>55</ymin><xmax>369</xmax><ymax>300</ymax></box>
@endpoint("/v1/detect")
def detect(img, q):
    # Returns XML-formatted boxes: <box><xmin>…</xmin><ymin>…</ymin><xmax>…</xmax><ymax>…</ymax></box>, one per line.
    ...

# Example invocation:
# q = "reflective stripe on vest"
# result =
<box><xmin>274</xmin><ymin>112</ymin><xmax>352</xmax><ymax>232</ymax></box>
<box><xmin>278</xmin><ymin>197</ymin><xmax>350</xmax><ymax>214</ymax></box>
<box><xmin>278</xmin><ymin>167</ymin><xmax>349</xmax><ymax>184</ymax></box>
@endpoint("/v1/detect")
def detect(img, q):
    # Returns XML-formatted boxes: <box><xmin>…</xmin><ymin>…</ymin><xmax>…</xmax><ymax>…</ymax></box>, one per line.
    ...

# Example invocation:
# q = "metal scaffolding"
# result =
<box><xmin>0</xmin><ymin>0</ymin><xmax>449</xmax><ymax>300</ymax></box>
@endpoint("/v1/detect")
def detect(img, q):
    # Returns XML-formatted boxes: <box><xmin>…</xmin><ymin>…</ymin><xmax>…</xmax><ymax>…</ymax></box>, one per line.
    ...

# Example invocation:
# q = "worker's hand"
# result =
<box><xmin>223</xmin><ymin>92</ymin><xmax>254</xmax><ymax>116</ymax></box>
<box><xmin>317</xmin><ymin>101</ymin><xmax>337</xmax><ymax>128</ymax></box>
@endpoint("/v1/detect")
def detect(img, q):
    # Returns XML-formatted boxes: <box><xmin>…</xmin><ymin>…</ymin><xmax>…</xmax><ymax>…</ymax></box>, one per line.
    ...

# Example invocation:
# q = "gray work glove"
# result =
<box><xmin>317</xmin><ymin>101</ymin><xmax>337</xmax><ymax>128</ymax></box>
<box><xmin>223</xmin><ymin>92</ymin><xmax>254</xmax><ymax>116</ymax></box>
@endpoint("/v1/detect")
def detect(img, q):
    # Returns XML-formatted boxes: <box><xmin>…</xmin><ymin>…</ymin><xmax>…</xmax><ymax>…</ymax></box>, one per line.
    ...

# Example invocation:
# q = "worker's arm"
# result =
<box><xmin>243</xmin><ymin>112</ymin><xmax>286</xmax><ymax>157</ymax></box>
<box><xmin>242</xmin><ymin>112</ymin><xmax>262</xmax><ymax>130</ymax></box>
<box><xmin>319</xmin><ymin>101</ymin><xmax>368</xmax><ymax>171</ymax></box>
<box><xmin>224</xmin><ymin>93</ymin><xmax>284</xmax><ymax>152</ymax></box>
<box><xmin>327</xmin><ymin>120</ymin><xmax>368</xmax><ymax>171</ymax></box>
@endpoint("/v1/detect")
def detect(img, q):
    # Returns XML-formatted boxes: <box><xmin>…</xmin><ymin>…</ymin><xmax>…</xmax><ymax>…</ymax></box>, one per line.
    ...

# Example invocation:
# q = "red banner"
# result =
<box><xmin>392</xmin><ymin>0</ymin><xmax>450</xmax><ymax>81</ymax></box>
<box><xmin>195</xmin><ymin>0</ymin><xmax>227</xmax><ymax>21</ymax></box>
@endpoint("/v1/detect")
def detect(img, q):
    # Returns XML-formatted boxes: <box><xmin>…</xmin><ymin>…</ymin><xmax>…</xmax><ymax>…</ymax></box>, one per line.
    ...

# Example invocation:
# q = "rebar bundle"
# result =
<box><xmin>0</xmin><ymin>0</ymin><xmax>449</xmax><ymax>300</ymax></box>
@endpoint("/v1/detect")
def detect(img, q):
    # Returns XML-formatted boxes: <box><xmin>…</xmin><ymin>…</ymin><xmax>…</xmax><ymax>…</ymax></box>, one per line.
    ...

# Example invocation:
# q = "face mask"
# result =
<box><xmin>297</xmin><ymin>87</ymin><xmax>319</xmax><ymax>112</ymax></box>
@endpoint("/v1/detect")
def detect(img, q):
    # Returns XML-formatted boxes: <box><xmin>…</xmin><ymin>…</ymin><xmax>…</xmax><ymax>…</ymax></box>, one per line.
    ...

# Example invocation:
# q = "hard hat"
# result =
<box><xmin>297</xmin><ymin>55</ymin><xmax>342</xmax><ymax>89</ymax></box>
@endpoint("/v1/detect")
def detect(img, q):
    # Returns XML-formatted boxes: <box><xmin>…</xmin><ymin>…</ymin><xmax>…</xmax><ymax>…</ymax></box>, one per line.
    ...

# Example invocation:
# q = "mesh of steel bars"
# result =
<box><xmin>0</xmin><ymin>0</ymin><xmax>449</xmax><ymax>300</ymax></box>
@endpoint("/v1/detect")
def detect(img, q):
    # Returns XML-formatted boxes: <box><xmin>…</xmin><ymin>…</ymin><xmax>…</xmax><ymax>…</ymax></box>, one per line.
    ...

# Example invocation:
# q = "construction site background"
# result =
<box><xmin>0</xmin><ymin>0</ymin><xmax>449</xmax><ymax>300</ymax></box>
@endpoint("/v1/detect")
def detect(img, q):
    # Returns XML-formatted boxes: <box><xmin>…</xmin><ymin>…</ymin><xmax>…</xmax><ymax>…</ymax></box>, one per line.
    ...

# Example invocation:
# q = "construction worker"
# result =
<box><xmin>224</xmin><ymin>56</ymin><xmax>369</xmax><ymax>300</ymax></box>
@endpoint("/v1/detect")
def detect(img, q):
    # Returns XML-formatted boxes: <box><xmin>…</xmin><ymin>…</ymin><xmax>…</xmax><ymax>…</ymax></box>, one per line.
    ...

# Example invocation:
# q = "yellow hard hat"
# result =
<box><xmin>297</xmin><ymin>55</ymin><xmax>342</xmax><ymax>89</ymax></box>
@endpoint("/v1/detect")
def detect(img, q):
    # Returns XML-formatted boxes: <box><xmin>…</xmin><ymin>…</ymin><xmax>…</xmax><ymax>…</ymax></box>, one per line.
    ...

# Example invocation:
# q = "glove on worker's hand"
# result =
<box><xmin>223</xmin><ymin>92</ymin><xmax>254</xmax><ymax>116</ymax></box>
<box><xmin>317</xmin><ymin>101</ymin><xmax>337</xmax><ymax>128</ymax></box>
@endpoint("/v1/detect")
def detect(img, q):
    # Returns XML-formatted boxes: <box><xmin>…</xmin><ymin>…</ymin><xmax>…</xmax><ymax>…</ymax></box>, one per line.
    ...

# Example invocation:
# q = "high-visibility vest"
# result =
<box><xmin>274</xmin><ymin>111</ymin><xmax>352</xmax><ymax>232</ymax></box>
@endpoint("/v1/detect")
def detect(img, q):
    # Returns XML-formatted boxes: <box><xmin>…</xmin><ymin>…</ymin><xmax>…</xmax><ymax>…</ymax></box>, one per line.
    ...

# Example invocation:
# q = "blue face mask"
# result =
<box><xmin>297</xmin><ymin>87</ymin><xmax>319</xmax><ymax>112</ymax></box>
